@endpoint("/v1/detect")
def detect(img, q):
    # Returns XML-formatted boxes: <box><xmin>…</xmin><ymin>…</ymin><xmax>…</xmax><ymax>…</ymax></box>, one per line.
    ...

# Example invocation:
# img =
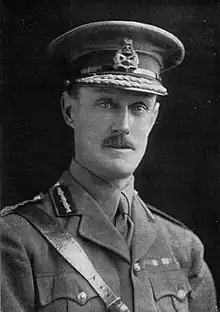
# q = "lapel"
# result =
<box><xmin>55</xmin><ymin>173</ymin><xmax>131</xmax><ymax>264</ymax></box>
<box><xmin>78</xmin><ymin>214</ymin><xmax>130</xmax><ymax>263</ymax></box>
<box><xmin>131</xmin><ymin>195</ymin><xmax>179</xmax><ymax>270</ymax></box>
<box><xmin>131</xmin><ymin>195</ymin><xmax>157</xmax><ymax>263</ymax></box>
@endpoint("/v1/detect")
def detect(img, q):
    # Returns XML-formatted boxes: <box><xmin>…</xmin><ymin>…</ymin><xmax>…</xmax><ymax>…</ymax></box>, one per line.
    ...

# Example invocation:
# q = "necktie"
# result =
<box><xmin>115</xmin><ymin>193</ymin><xmax>131</xmax><ymax>242</ymax></box>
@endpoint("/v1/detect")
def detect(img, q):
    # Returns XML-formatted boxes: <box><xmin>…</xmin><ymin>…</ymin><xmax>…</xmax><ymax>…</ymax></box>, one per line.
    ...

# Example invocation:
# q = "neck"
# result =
<box><xmin>106</xmin><ymin>175</ymin><xmax>133</xmax><ymax>190</ymax></box>
<box><xmin>69</xmin><ymin>158</ymin><xmax>134</xmax><ymax>190</ymax></box>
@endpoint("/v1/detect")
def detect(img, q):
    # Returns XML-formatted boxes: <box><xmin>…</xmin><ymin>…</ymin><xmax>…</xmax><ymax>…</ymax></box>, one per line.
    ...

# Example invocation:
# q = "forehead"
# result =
<box><xmin>78</xmin><ymin>86</ymin><xmax>156</xmax><ymax>102</ymax></box>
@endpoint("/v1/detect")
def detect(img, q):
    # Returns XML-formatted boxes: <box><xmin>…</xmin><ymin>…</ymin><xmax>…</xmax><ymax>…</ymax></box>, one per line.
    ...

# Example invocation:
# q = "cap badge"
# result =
<box><xmin>113</xmin><ymin>38</ymin><xmax>139</xmax><ymax>72</ymax></box>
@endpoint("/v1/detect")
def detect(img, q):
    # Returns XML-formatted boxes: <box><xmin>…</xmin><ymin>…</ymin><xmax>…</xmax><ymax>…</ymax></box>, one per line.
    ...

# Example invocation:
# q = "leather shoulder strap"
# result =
<box><xmin>16</xmin><ymin>205</ymin><xmax>129</xmax><ymax>312</ymax></box>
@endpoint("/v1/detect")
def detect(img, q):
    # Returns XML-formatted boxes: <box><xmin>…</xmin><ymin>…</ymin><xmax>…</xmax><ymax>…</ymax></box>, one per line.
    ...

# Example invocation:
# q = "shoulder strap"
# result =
<box><xmin>146</xmin><ymin>203</ymin><xmax>187</xmax><ymax>229</ymax></box>
<box><xmin>16</xmin><ymin>205</ymin><xmax>129</xmax><ymax>312</ymax></box>
<box><xmin>136</xmin><ymin>194</ymin><xmax>187</xmax><ymax>229</ymax></box>
<box><xmin>1</xmin><ymin>194</ymin><xmax>43</xmax><ymax>217</ymax></box>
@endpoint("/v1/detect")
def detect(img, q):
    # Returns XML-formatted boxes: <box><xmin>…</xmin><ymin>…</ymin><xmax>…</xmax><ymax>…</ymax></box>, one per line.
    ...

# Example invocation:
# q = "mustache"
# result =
<box><xmin>102</xmin><ymin>134</ymin><xmax>135</xmax><ymax>150</ymax></box>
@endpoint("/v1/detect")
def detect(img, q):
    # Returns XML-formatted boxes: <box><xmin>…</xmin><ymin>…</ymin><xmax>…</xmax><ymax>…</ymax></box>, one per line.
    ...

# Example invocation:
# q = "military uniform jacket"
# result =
<box><xmin>1</xmin><ymin>170</ymin><xmax>218</xmax><ymax>312</ymax></box>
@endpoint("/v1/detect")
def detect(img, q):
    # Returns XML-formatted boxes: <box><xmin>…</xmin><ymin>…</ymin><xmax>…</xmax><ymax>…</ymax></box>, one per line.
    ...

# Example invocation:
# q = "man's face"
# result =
<box><xmin>64</xmin><ymin>86</ymin><xmax>159</xmax><ymax>181</ymax></box>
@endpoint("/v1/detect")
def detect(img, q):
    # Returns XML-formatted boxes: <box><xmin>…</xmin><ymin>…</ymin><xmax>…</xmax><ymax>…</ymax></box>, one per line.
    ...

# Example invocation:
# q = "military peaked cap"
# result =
<box><xmin>48</xmin><ymin>21</ymin><xmax>185</xmax><ymax>95</ymax></box>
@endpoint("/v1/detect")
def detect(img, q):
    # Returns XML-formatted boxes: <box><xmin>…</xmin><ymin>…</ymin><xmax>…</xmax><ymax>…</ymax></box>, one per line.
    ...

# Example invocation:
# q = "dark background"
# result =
<box><xmin>1</xmin><ymin>0</ymin><xmax>220</xmax><ymax>303</ymax></box>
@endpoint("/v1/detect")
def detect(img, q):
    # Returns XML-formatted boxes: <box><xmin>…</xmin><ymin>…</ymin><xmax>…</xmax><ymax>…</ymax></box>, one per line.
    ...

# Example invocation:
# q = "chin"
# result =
<box><xmin>99</xmin><ymin>158</ymin><xmax>138</xmax><ymax>180</ymax></box>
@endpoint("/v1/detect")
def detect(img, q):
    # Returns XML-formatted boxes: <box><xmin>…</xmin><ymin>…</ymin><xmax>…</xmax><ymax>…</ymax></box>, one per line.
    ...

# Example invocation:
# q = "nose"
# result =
<box><xmin>111</xmin><ymin>108</ymin><xmax>130</xmax><ymax>134</ymax></box>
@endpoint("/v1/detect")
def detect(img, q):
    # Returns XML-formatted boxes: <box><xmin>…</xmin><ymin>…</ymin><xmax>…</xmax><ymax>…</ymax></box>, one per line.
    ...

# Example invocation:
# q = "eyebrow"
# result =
<box><xmin>93</xmin><ymin>87</ymin><xmax>156</xmax><ymax>104</ymax></box>
<box><xmin>94</xmin><ymin>86</ymin><xmax>155</xmax><ymax>98</ymax></box>
<box><xmin>95</xmin><ymin>97</ymin><xmax>118</xmax><ymax>108</ymax></box>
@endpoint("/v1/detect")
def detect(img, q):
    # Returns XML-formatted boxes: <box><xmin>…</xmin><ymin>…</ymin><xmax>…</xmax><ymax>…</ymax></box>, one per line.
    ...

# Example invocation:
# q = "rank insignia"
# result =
<box><xmin>141</xmin><ymin>257</ymin><xmax>174</xmax><ymax>269</ymax></box>
<box><xmin>52</xmin><ymin>184</ymin><xmax>77</xmax><ymax>216</ymax></box>
<box><xmin>113</xmin><ymin>38</ymin><xmax>139</xmax><ymax>72</ymax></box>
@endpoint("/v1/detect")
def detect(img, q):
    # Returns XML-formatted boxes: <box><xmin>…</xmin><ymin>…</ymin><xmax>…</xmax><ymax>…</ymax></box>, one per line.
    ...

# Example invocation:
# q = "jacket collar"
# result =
<box><xmin>49</xmin><ymin>163</ymin><xmax>160</xmax><ymax>264</ymax></box>
<box><xmin>67</xmin><ymin>160</ymin><xmax>134</xmax><ymax>220</ymax></box>
<box><xmin>52</xmin><ymin>169</ymin><xmax>131</xmax><ymax>263</ymax></box>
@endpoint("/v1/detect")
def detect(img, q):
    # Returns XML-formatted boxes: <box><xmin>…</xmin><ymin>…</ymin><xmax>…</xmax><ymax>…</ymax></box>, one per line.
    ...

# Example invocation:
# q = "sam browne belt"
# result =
<box><xmin>16</xmin><ymin>204</ymin><xmax>130</xmax><ymax>312</ymax></box>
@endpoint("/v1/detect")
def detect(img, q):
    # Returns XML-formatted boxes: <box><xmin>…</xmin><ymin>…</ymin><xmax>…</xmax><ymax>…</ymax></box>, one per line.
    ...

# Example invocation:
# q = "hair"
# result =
<box><xmin>66</xmin><ymin>82</ymin><xmax>80</xmax><ymax>99</ymax></box>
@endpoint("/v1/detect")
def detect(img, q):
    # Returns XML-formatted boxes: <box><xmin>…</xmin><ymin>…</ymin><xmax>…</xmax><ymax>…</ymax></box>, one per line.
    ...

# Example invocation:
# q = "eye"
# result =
<box><xmin>132</xmin><ymin>103</ymin><xmax>148</xmax><ymax>112</ymax></box>
<box><xmin>96</xmin><ymin>98</ymin><xmax>117</xmax><ymax>109</ymax></box>
<box><xmin>99</xmin><ymin>102</ymin><xmax>113</xmax><ymax>109</ymax></box>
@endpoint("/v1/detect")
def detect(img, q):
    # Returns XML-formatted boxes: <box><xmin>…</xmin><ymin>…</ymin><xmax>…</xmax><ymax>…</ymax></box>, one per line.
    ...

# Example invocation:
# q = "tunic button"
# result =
<box><xmin>133</xmin><ymin>262</ymin><xmax>141</xmax><ymax>273</ymax></box>
<box><xmin>77</xmin><ymin>291</ymin><xmax>87</xmax><ymax>304</ymax></box>
<box><xmin>177</xmin><ymin>289</ymin><xmax>186</xmax><ymax>300</ymax></box>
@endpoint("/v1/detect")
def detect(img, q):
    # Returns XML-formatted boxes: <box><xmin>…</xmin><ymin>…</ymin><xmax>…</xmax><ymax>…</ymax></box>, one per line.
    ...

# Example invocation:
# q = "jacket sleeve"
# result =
<box><xmin>1</xmin><ymin>217</ymin><xmax>35</xmax><ymax>312</ymax></box>
<box><xmin>188</xmin><ymin>232</ymin><xmax>218</xmax><ymax>311</ymax></box>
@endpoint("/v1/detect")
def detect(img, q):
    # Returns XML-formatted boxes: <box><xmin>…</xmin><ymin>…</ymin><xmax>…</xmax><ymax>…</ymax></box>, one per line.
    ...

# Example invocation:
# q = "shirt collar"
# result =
<box><xmin>64</xmin><ymin>159</ymin><xmax>135</xmax><ymax>220</ymax></box>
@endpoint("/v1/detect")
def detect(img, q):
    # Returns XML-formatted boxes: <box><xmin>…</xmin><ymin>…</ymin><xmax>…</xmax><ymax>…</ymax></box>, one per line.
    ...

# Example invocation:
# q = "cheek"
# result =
<box><xmin>77</xmin><ymin>114</ymin><xmax>106</xmax><ymax>147</ymax></box>
<box><xmin>131</xmin><ymin>116</ymin><xmax>157</xmax><ymax>154</ymax></box>
<box><xmin>131</xmin><ymin>122</ymin><xmax>151</xmax><ymax>143</ymax></box>
<box><xmin>132</xmin><ymin>113</ymin><xmax>157</xmax><ymax>140</ymax></box>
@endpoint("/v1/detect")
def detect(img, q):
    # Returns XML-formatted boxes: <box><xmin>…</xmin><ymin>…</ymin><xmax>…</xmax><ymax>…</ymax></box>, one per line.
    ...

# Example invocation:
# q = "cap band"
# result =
<box><xmin>80</xmin><ymin>66</ymin><xmax>159</xmax><ymax>80</ymax></box>
<box><xmin>75</xmin><ymin>73</ymin><xmax>167</xmax><ymax>95</ymax></box>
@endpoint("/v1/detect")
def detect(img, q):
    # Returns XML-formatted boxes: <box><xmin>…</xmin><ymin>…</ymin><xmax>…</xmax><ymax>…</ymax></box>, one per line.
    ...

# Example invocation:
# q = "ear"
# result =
<box><xmin>61</xmin><ymin>91</ymin><xmax>77</xmax><ymax>129</ymax></box>
<box><xmin>147</xmin><ymin>101</ymin><xmax>160</xmax><ymax>133</ymax></box>
<box><xmin>151</xmin><ymin>101</ymin><xmax>160</xmax><ymax>123</ymax></box>
<box><xmin>154</xmin><ymin>101</ymin><xmax>160</xmax><ymax>118</ymax></box>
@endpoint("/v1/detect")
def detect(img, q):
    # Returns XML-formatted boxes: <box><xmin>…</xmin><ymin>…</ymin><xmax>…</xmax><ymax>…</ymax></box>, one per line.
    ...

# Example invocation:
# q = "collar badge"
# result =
<box><xmin>56</xmin><ymin>186</ymin><xmax>72</xmax><ymax>213</ymax></box>
<box><xmin>113</xmin><ymin>38</ymin><xmax>139</xmax><ymax>72</ymax></box>
<box><xmin>52</xmin><ymin>184</ymin><xmax>77</xmax><ymax>216</ymax></box>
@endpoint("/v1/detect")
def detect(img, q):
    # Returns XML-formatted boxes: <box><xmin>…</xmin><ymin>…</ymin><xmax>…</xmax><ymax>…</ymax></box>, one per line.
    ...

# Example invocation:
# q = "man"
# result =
<box><xmin>1</xmin><ymin>21</ymin><xmax>218</xmax><ymax>311</ymax></box>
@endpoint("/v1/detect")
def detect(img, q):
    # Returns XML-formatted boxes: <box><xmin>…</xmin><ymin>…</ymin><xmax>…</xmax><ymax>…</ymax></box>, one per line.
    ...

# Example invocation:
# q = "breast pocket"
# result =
<box><xmin>36</xmin><ymin>271</ymin><xmax>105</xmax><ymax>312</ymax></box>
<box><xmin>149</xmin><ymin>270</ymin><xmax>192</xmax><ymax>312</ymax></box>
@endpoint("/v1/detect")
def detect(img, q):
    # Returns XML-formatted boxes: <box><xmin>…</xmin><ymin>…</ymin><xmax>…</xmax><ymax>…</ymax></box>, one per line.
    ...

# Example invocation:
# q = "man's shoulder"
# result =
<box><xmin>137</xmin><ymin>199</ymin><xmax>205</xmax><ymax>266</ymax></box>
<box><xmin>146</xmin><ymin>203</ymin><xmax>188</xmax><ymax>230</ymax></box>
<box><xmin>137</xmin><ymin>195</ymin><xmax>188</xmax><ymax>230</ymax></box>
<box><xmin>138</xmin><ymin>197</ymin><xmax>201</xmax><ymax>246</ymax></box>
<box><xmin>0</xmin><ymin>192</ymin><xmax>56</xmax><ymax>245</ymax></box>
<box><xmin>141</xmin><ymin>200</ymin><xmax>203</xmax><ymax>253</ymax></box>
<box><xmin>1</xmin><ymin>194</ymin><xmax>45</xmax><ymax>218</ymax></box>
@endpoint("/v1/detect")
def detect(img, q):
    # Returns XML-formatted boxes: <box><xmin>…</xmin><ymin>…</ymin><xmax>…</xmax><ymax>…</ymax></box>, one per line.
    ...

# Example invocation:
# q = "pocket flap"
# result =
<box><xmin>36</xmin><ymin>272</ymin><xmax>98</xmax><ymax>306</ymax></box>
<box><xmin>149</xmin><ymin>270</ymin><xmax>192</xmax><ymax>302</ymax></box>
